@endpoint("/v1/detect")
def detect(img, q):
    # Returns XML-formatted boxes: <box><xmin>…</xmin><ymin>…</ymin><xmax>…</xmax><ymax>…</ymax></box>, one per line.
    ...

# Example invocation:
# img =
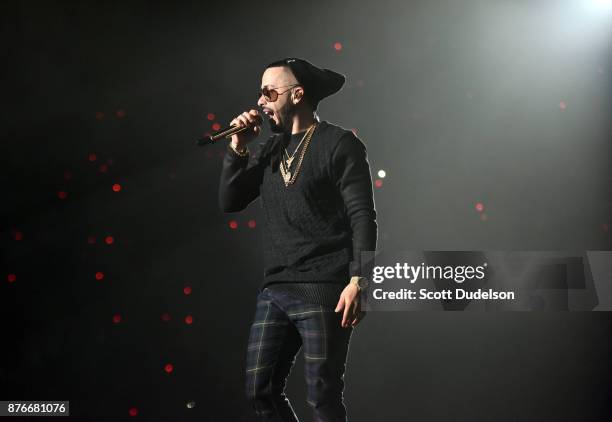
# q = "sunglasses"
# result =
<box><xmin>257</xmin><ymin>84</ymin><xmax>300</xmax><ymax>102</ymax></box>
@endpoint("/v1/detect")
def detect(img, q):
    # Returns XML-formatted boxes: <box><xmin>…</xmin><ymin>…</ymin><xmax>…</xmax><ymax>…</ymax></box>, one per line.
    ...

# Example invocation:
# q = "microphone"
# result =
<box><xmin>196</xmin><ymin>113</ymin><xmax>263</xmax><ymax>146</ymax></box>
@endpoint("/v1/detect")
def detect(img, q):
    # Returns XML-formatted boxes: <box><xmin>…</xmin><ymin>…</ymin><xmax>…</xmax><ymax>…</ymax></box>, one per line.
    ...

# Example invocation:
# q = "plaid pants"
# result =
<box><xmin>245</xmin><ymin>286</ymin><xmax>354</xmax><ymax>422</ymax></box>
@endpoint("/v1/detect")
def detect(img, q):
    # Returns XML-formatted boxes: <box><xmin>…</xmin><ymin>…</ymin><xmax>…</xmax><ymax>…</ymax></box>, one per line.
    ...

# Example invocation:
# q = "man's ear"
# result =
<box><xmin>292</xmin><ymin>87</ymin><xmax>304</xmax><ymax>104</ymax></box>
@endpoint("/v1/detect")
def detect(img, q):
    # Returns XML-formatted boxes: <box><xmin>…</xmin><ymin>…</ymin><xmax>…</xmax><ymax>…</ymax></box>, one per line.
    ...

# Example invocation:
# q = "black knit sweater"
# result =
<box><xmin>218</xmin><ymin>120</ymin><xmax>377</xmax><ymax>307</ymax></box>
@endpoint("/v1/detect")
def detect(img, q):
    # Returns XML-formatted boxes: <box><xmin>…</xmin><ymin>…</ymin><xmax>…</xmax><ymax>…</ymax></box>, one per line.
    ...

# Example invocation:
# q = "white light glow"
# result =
<box><xmin>590</xmin><ymin>0</ymin><xmax>612</xmax><ymax>9</ymax></box>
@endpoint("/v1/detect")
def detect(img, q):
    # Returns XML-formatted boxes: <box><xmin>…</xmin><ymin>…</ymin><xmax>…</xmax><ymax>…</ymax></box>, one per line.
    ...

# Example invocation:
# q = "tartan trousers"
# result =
<box><xmin>245</xmin><ymin>286</ymin><xmax>354</xmax><ymax>422</ymax></box>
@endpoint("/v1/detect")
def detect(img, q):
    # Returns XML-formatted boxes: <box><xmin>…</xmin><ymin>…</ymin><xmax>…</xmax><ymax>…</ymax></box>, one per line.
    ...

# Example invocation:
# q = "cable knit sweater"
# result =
<box><xmin>218</xmin><ymin>120</ymin><xmax>377</xmax><ymax>307</ymax></box>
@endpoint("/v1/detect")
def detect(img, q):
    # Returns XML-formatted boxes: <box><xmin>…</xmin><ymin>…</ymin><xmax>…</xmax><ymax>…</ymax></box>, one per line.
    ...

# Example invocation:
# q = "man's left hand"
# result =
<box><xmin>335</xmin><ymin>283</ymin><xmax>367</xmax><ymax>328</ymax></box>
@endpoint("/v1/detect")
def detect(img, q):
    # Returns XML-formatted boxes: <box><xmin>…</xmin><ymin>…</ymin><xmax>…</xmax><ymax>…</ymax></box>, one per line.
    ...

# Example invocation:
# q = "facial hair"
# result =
<box><xmin>268</xmin><ymin>100</ymin><xmax>295</xmax><ymax>134</ymax></box>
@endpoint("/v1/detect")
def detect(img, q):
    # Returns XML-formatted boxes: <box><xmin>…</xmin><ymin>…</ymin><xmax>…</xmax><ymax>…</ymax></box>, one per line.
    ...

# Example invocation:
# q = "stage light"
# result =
<box><xmin>229</xmin><ymin>220</ymin><xmax>238</xmax><ymax>229</ymax></box>
<box><xmin>207</xmin><ymin>113</ymin><xmax>215</xmax><ymax>121</ymax></box>
<box><xmin>7</xmin><ymin>274</ymin><xmax>16</xmax><ymax>283</ymax></box>
<box><xmin>247</xmin><ymin>219</ymin><xmax>256</xmax><ymax>228</ymax></box>
<box><xmin>212</xmin><ymin>122</ymin><xmax>221</xmax><ymax>131</ymax></box>
<box><xmin>105</xmin><ymin>236</ymin><xmax>114</xmax><ymax>245</ymax></box>
<box><xmin>334</xmin><ymin>42</ymin><xmax>343</xmax><ymax>51</ymax></box>
<box><xmin>377</xmin><ymin>170</ymin><xmax>386</xmax><ymax>178</ymax></box>
<box><xmin>475</xmin><ymin>202</ymin><xmax>484</xmax><ymax>212</ymax></box>
<box><xmin>184</xmin><ymin>315</ymin><xmax>193</xmax><ymax>324</ymax></box>
<box><xmin>164</xmin><ymin>363</ymin><xmax>174</xmax><ymax>373</ymax></box>
<box><xmin>88</xmin><ymin>153</ymin><xmax>97</xmax><ymax>162</ymax></box>
<box><xmin>58</xmin><ymin>191</ymin><xmax>68</xmax><ymax>199</ymax></box>
<box><xmin>183</xmin><ymin>286</ymin><xmax>192</xmax><ymax>295</ymax></box>
<box><xmin>112</xmin><ymin>183</ymin><xmax>122</xmax><ymax>192</ymax></box>
<box><xmin>374</xmin><ymin>179</ymin><xmax>383</xmax><ymax>188</ymax></box>
<box><xmin>95</xmin><ymin>272</ymin><xmax>104</xmax><ymax>281</ymax></box>
<box><xmin>128</xmin><ymin>408</ymin><xmax>138</xmax><ymax>417</ymax></box>
<box><xmin>112</xmin><ymin>314</ymin><xmax>122</xmax><ymax>323</ymax></box>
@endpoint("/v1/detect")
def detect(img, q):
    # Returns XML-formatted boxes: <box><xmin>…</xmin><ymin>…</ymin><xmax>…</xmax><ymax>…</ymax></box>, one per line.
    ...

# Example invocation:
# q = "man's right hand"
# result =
<box><xmin>230</xmin><ymin>109</ymin><xmax>262</xmax><ymax>151</ymax></box>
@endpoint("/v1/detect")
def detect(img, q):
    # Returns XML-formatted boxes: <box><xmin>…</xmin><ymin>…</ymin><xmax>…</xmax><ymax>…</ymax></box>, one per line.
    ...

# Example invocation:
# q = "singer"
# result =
<box><xmin>218</xmin><ymin>57</ymin><xmax>377</xmax><ymax>421</ymax></box>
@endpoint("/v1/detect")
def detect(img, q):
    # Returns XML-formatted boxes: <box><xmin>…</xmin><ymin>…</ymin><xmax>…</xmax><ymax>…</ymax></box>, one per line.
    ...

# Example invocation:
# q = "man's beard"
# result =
<box><xmin>268</xmin><ymin>102</ymin><xmax>294</xmax><ymax>134</ymax></box>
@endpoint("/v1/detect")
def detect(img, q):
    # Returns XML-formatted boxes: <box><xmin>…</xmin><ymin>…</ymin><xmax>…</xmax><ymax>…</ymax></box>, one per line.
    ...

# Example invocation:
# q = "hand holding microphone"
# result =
<box><xmin>196</xmin><ymin>109</ymin><xmax>262</xmax><ymax>147</ymax></box>
<box><xmin>229</xmin><ymin>109</ymin><xmax>263</xmax><ymax>151</ymax></box>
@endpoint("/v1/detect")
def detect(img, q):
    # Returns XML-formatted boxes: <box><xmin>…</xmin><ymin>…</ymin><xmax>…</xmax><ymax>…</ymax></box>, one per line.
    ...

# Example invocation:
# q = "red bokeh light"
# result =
<box><xmin>247</xmin><ymin>220</ymin><xmax>256</xmax><ymax>229</ymax></box>
<box><xmin>183</xmin><ymin>286</ymin><xmax>192</xmax><ymax>295</ymax></box>
<box><xmin>7</xmin><ymin>274</ymin><xmax>17</xmax><ymax>283</ymax></box>
<box><xmin>88</xmin><ymin>153</ymin><xmax>97</xmax><ymax>162</ymax></box>
<box><xmin>207</xmin><ymin>113</ymin><xmax>215</xmax><ymax>121</ymax></box>
<box><xmin>128</xmin><ymin>407</ymin><xmax>138</xmax><ymax>417</ymax></box>
<box><xmin>164</xmin><ymin>363</ymin><xmax>174</xmax><ymax>373</ymax></box>
<box><xmin>161</xmin><ymin>313</ymin><xmax>171</xmax><ymax>322</ymax></box>
<box><xmin>212</xmin><ymin>122</ymin><xmax>221</xmax><ymax>131</ymax></box>
<box><xmin>116</xmin><ymin>109</ymin><xmax>126</xmax><ymax>118</ymax></box>
<box><xmin>58</xmin><ymin>191</ymin><xmax>68</xmax><ymax>199</ymax></box>
<box><xmin>14</xmin><ymin>230</ymin><xmax>23</xmax><ymax>241</ymax></box>
<box><xmin>95</xmin><ymin>272</ymin><xmax>104</xmax><ymax>281</ymax></box>
<box><xmin>334</xmin><ymin>42</ymin><xmax>343</xmax><ymax>51</ymax></box>
<box><xmin>112</xmin><ymin>314</ymin><xmax>122</xmax><ymax>323</ymax></box>
<box><xmin>475</xmin><ymin>202</ymin><xmax>484</xmax><ymax>212</ymax></box>
<box><xmin>374</xmin><ymin>179</ymin><xmax>383</xmax><ymax>188</ymax></box>
<box><xmin>105</xmin><ymin>236</ymin><xmax>114</xmax><ymax>245</ymax></box>
<box><xmin>99</xmin><ymin>164</ymin><xmax>108</xmax><ymax>173</ymax></box>
<box><xmin>112</xmin><ymin>183</ymin><xmax>122</xmax><ymax>192</ymax></box>
<box><xmin>229</xmin><ymin>220</ymin><xmax>238</xmax><ymax>229</ymax></box>
<box><xmin>185</xmin><ymin>315</ymin><xmax>193</xmax><ymax>325</ymax></box>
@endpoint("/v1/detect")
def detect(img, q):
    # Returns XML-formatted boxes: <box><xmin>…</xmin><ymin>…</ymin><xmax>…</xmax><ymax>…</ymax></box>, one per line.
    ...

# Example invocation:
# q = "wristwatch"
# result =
<box><xmin>350</xmin><ymin>276</ymin><xmax>369</xmax><ymax>291</ymax></box>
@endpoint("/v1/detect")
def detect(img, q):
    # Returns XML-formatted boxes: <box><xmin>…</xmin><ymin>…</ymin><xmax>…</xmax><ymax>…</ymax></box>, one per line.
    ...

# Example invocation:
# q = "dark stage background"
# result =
<box><xmin>2</xmin><ymin>0</ymin><xmax>612</xmax><ymax>421</ymax></box>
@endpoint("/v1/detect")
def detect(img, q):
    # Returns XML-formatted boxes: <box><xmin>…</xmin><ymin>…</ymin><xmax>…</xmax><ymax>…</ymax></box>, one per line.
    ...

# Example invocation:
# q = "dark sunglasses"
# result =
<box><xmin>257</xmin><ymin>84</ymin><xmax>300</xmax><ymax>102</ymax></box>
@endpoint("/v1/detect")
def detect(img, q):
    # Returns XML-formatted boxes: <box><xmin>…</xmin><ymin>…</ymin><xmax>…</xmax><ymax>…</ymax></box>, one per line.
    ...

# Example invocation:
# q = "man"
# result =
<box><xmin>218</xmin><ymin>57</ymin><xmax>377</xmax><ymax>421</ymax></box>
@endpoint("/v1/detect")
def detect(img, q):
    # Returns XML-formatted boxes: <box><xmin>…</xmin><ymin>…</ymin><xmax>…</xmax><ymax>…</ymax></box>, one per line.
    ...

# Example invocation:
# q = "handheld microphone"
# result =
<box><xmin>196</xmin><ymin>114</ymin><xmax>263</xmax><ymax>146</ymax></box>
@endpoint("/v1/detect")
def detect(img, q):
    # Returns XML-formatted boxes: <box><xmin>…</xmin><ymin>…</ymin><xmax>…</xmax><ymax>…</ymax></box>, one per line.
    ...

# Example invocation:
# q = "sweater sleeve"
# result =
<box><xmin>331</xmin><ymin>132</ymin><xmax>378</xmax><ymax>280</ymax></box>
<box><xmin>218</xmin><ymin>142</ymin><xmax>267</xmax><ymax>213</ymax></box>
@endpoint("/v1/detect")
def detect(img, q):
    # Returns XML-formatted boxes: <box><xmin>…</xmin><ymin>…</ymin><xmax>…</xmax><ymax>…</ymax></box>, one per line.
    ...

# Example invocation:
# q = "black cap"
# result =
<box><xmin>265</xmin><ymin>57</ymin><xmax>346</xmax><ymax>110</ymax></box>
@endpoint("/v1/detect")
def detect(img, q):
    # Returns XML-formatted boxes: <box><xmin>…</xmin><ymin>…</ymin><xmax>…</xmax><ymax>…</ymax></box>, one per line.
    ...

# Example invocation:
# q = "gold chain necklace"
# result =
<box><xmin>283</xmin><ymin>132</ymin><xmax>308</xmax><ymax>168</ymax></box>
<box><xmin>279</xmin><ymin>123</ymin><xmax>317</xmax><ymax>186</ymax></box>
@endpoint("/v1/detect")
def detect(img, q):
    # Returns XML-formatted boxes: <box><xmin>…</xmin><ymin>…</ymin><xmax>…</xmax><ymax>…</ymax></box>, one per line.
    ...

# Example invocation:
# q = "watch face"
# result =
<box><xmin>358</xmin><ymin>278</ymin><xmax>369</xmax><ymax>289</ymax></box>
